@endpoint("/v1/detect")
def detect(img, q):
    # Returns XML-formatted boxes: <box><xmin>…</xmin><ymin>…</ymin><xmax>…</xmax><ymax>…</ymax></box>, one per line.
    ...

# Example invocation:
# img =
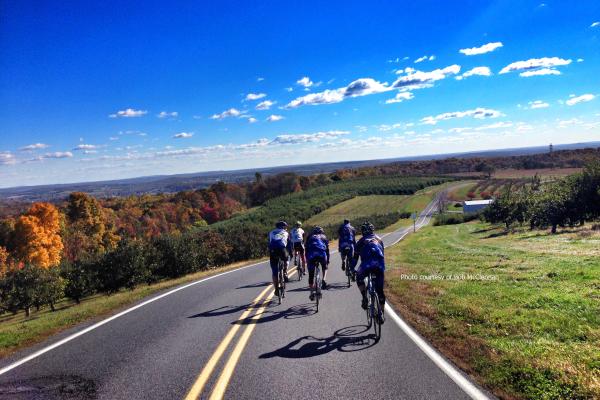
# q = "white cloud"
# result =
<box><xmin>499</xmin><ymin>57</ymin><xmax>571</xmax><ymax>76</ymax></box>
<box><xmin>109</xmin><ymin>108</ymin><xmax>147</xmax><ymax>118</ymax></box>
<box><xmin>528</xmin><ymin>100</ymin><xmax>550</xmax><ymax>109</ymax></box>
<box><xmin>566</xmin><ymin>94</ymin><xmax>595</xmax><ymax>106</ymax></box>
<box><xmin>248</xmin><ymin>117</ymin><xmax>258</xmax><ymax>123</ymax></box>
<box><xmin>109</xmin><ymin>137</ymin><xmax>119</xmax><ymax>141</ymax></box>
<box><xmin>43</xmin><ymin>151</ymin><xmax>73</xmax><ymax>159</ymax></box>
<box><xmin>285</xmin><ymin>87</ymin><xmax>293</xmax><ymax>92</ymax></box>
<box><xmin>456</xmin><ymin>66</ymin><xmax>492</xmax><ymax>80</ymax></box>
<box><xmin>284</xmin><ymin>78</ymin><xmax>391</xmax><ymax>108</ymax></box>
<box><xmin>519</xmin><ymin>68</ymin><xmax>561</xmax><ymax>77</ymax></box>
<box><xmin>245</xmin><ymin>93</ymin><xmax>266</xmax><ymax>101</ymax></box>
<box><xmin>421</xmin><ymin>107</ymin><xmax>503</xmax><ymax>125</ymax></box>
<box><xmin>267</xmin><ymin>114</ymin><xmax>284</xmax><ymax>122</ymax></box>
<box><xmin>393</xmin><ymin>65</ymin><xmax>461</xmax><ymax>89</ymax></box>
<box><xmin>210</xmin><ymin>108</ymin><xmax>242</xmax><ymax>120</ymax></box>
<box><xmin>591</xmin><ymin>22</ymin><xmax>600</xmax><ymax>28</ymax></box>
<box><xmin>0</xmin><ymin>152</ymin><xmax>16</xmax><ymax>165</ymax></box>
<box><xmin>157</xmin><ymin>111</ymin><xmax>178</xmax><ymax>118</ymax></box>
<box><xmin>257</xmin><ymin>77</ymin><xmax>265</xmax><ymax>82</ymax></box>
<box><xmin>297</xmin><ymin>76</ymin><xmax>314</xmax><ymax>88</ymax></box>
<box><xmin>385</xmin><ymin>92</ymin><xmax>414</xmax><ymax>104</ymax></box>
<box><xmin>459</xmin><ymin>42</ymin><xmax>503</xmax><ymax>56</ymax></box>
<box><xmin>577</xmin><ymin>58</ymin><xmax>584</xmax><ymax>63</ymax></box>
<box><xmin>256</xmin><ymin>100</ymin><xmax>276</xmax><ymax>110</ymax></box>
<box><xmin>173</xmin><ymin>132</ymin><xmax>194</xmax><ymax>139</ymax></box>
<box><xmin>74</xmin><ymin>144</ymin><xmax>99</xmax><ymax>151</ymax></box>
<box><xmin>414</xmin><ymin>55</ymin><xmax>435</xmax><ymax>63</ymax></box>
<box><xmin>269</xmin><ymin>130</ymin><xmax>349</xmax><ymax>144</ymax></box>
<box><xmin>19</xmin><ymin>143</ymin><xmax>50</xmax><ymax>151</ymax></box>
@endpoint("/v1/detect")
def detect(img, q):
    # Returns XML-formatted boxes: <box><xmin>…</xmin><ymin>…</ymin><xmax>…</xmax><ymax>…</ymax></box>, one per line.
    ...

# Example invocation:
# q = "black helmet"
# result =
<box><xmin>343</xmin><ymin>219</ymin><xmax>350</xmax><ymax>224</ymax></box>
<box><xmin>276</xmin><ymin>220</ymin><xmax>288</xmax><ymax>229</ymax></box>
<box><xmin>360</xmin><ymin>221</ymin><xmax>374</xmax><ymax>236</ymax></box>
<box><xmin>312</xmin><ymin>226</ymin><xmax>324</xmax><ymax>234</ymax></box>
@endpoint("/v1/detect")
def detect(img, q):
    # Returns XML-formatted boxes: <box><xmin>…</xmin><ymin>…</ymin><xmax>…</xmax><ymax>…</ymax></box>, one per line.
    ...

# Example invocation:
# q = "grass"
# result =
<box><xmin>306</xmin><ymin>194</ymin><xmax>409</xmax><ymax>226</ymax></box>
<box><xmin>385</xmin><ymin>222</ymin><xmax>600</xmax><ymax>399</ymax></box>
<box><xmin>0</xmin><ymin>258</ymin><xmax>266</xmax><ymax>359</ymax></box>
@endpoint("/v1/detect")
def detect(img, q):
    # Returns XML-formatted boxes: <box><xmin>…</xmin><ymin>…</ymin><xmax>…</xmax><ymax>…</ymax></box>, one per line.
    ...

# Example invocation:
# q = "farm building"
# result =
<box><xmin>463</xmin><ymin>199</ymin><xmax>494</xmax><ymax>214</ymax></box>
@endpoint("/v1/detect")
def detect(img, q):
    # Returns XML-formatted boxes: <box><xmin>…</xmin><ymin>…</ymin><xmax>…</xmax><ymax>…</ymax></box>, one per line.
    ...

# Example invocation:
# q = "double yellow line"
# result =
<box><xmin>185</xmin><ymin>267</ymin><xmax>297</xmax><ymax>400</ymax></box>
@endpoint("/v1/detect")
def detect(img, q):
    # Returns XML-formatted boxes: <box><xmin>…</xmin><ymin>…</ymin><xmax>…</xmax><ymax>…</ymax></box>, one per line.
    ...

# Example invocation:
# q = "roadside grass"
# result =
<box><xmin>0</xmin><ymin>258</ymin><xmax>266</xmax><ymax>359</ymax></box>
<box><xmin>385</xmin><ymin>222</ymin><xmax>600</xmax><ymax>400</ymax></box>
<box><xmin>447</xmin><ymin>180</ymin><xmax>479</xmax><ymax>201</ymax></box>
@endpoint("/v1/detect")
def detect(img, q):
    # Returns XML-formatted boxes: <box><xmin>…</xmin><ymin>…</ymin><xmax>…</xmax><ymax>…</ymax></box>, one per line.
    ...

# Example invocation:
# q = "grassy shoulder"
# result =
<box><xmin>0</xmin><ymin>257</ymin><xmax>266</xmax><ymax>359</ymax></box>
<box><xmin>385</xmin><ymin>222</ymin><xmax>600</xmax><ymax>400</ymax></box>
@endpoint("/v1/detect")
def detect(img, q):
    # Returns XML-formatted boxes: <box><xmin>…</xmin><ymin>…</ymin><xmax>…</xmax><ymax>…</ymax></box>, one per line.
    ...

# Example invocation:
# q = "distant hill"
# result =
<box><xmin>1</xmin><ymin>141</ymin><xmax>598</xmax><ymax>202</ymax></box>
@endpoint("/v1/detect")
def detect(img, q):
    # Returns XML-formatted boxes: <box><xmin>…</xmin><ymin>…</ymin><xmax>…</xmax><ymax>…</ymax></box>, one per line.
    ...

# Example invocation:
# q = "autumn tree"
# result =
<box><xmin>64</xmin><ymin>192</ymin><xmax>119</xmax><ymax>260</ymax></box>
<box><xmin>12</xmin><ymin>203</ymin><xmax>63</xmax><ymax>268</ymax></box>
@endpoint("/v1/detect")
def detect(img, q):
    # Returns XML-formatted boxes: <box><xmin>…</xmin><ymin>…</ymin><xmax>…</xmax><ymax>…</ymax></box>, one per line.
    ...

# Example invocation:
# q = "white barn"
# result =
<box><xmin>463</xmin><ymin>199</ymin><xmax>493</xmax><ymax>214</ymax></box>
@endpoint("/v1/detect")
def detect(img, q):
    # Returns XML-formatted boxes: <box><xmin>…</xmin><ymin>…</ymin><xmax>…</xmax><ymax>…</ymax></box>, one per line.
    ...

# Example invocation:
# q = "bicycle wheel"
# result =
<box><xmin>365</xmin><ymin>276</ymin><xmax>373</xmax><ymax>328</ymax></box>
<box><xmin>372</xmin><ymin>290</ymin><xmax>382</xmax><ymax>340</ymax></box>
<box><xmin>277</xmin><ymin>261</ymin><xmax>284</xmax><ymax>304</ymax></box>
<box><xmin>345</xmin><ymin>256</ymin><xmax>351</xmax><ymax>287</ymax></box>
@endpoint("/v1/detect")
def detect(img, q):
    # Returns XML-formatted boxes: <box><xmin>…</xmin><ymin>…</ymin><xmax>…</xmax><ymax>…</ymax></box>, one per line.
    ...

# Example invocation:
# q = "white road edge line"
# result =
<box><xmin>385</xmin><ymin>305</ymin><xmax>490</xmax><ymax>400</ymax></box>
<box><xmin>0</xmin><ymin>260</ymin><xmax>267</xmax><ymax>376</ymax></box>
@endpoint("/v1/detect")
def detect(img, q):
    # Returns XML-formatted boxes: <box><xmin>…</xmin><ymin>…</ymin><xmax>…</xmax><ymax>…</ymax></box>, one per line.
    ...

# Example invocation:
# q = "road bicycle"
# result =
<box><xmin>293</xmin><ymin>248</ymin><xmax>305</xmax><ymax>281</ymax></box>
<box><xmin>365</xmin><ymin>271</ymin><xmax>383</xmax><ymax>340</ymax></box>
<box><xmin>341</xmin><ymin>248</ymin><xmax>354</xmax><ymax>287</ymax></box>
<box><xmin>277</xmin><ymin>258</ymin><xmax>286</xmax><ymax>304</ymax></box>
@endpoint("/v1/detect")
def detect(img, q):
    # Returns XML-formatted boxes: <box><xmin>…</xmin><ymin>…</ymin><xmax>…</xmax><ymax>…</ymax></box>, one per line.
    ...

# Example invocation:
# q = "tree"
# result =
<box><xmin>64</xmin><ymin>192</ymin><xmax>119</xmax><ymax>261</ymax></box>
<box><xmin>35</xmin><ymin>268</ymin><xmax>65</xmax><ymax>311</ymax></box>
<box><xmin>12</xmin><ymin>203</ymin><xmax>63</xmax><ymax>268</ymax></box>
<box><xmin>60</xmin><ymin>260</ymin><xmax>97</xmax><ymax>303</ymax></box>
<box><xmin>0</xmin><ymin>264</ymin><xmax>43</xmax><ymax>317</ymax></box>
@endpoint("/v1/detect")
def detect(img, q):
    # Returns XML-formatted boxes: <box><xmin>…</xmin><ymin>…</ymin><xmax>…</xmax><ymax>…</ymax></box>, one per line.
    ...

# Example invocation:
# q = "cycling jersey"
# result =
<box><xmin>338</xmin><ymin>223</ymin><xmax>356</xmax><ymax>250</ymax></box>
<box><xmin>305</xmin><ymin>233</ymin><xmax>330</xmax><ymax>263</ymax></box>
<box><xmin>268</xmin><ymin>228</ymin><xmax>290</xmax><ymax>251</ymax></box>
<box><xmin>353</xmin><ymin>234</ymin><xmax>385</xmax><ymax>271</ymax></box>
<box><xmin>290</xmin><ymin>227</ymin><xmax>304</xmax><ymax>243</ymax></box>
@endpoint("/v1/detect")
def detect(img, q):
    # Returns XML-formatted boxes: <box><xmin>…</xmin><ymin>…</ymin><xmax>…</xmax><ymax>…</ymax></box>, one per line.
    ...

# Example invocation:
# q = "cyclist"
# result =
<box><xmin>338</xmin><ymin>219</ymin><xmax>356</xmax><ymax>275</ymax></box>
<box><xmin>305</xmin><ymin>226</ymin><xmax>330</xmax><ymax>300</ymax></box>
<box><xmin>268</xmin><ymin>220</ymin><xmax>292</xmax><ymax>296</ymax></box>
<box><xmin>290</xmin><ymin>221</ymin><xmax>306</xmax><ymax>273</ymax></box>
<box><xmin>351</xmin><ymin>221</ymin><xmax>386</xmax><ymax>322</ymax></box>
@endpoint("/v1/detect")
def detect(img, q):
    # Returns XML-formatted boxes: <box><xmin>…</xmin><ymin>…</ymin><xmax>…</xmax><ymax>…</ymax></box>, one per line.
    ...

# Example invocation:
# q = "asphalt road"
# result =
<box><xmin>0</xmin><ymin>192</ymin><xmax>494</xmax><ymax>400</ymax></box>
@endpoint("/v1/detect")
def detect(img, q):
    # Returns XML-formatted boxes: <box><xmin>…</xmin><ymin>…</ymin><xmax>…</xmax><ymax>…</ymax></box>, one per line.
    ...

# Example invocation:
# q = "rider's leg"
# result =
<box><xmin>269</xmin><ymin>252</ymin><xmax>279</xmax><ymax>294</ymax></box>
<box><xmin>307</xmin><ymin>259</ymin><xmax>316</xmax><ymax>299</ymax></box>
<box><xmin>321</xmin><ymin>258</ymin><xmax>328</xmax><ymax>289</ymax></box>
<box><xmin>355</xmin><ymin>268</ymin><xmax>368</xmax><ymax>309</ymax></box>
<box><xmin>283</xmin><ymin>250</ymin><xmax>289</xmax><ymax>282</ymax></box>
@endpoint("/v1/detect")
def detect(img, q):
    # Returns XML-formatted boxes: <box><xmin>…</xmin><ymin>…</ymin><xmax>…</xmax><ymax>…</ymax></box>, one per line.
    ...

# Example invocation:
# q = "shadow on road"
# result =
<box><xmin>188</xmin><ymin>303</ymin><xmax>256</xmax><ymax>318</ymax></box>
<box><xmin>259</xmin><ymin>325</ymin><xmax>377</xmax><ymax>359</ymax></box>
<box><xmin>236</xmin><ymin>281</ymin><xmax>272</xmax><ymax>289</ymax></box>
<box><xmin>234</xmin><ymin>302</ymin><xmax>316</xmax><ymax>325</ymax></box>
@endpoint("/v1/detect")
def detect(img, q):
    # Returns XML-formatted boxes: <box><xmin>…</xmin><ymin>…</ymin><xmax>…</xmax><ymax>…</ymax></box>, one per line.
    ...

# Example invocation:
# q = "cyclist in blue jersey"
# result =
<box><xmin>351</xmin><ymin>221</ymin><xmax>386</xmax><ymax>321</ymax></box>
<box><xmin>305</xmin><ymin>226</ymin><xmax>330</xmax><ymax>300</ymax></box>
<box><xmin>268</xmin><ymin>220</ymin><xmax>292</xmax><ymax>296</ymax></box>
<box><xmin>338</xmin><ymin>219</ymin><xmax>356</xmax><ymax>275</ymax></box>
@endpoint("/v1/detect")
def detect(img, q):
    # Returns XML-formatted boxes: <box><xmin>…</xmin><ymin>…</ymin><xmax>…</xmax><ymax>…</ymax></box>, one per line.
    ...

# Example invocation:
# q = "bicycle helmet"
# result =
<box><xmin>360</xmin><ymin>221</ymin><xmax>374</xmax><ymax>236</ymax></box>
<box><xmin>295</xmin><ymin>221</ymin><xmax>302</xmax><ymax>227</ymax></box>
<box><xmin>343</xmin><ymin>219</ymin><xmax>350</xmax><ymax>224</ymax></box>
<box><xmin>276</xmin><ymin>220</ymin><xmax>288</xmax><ymax>229</ymax></box>
<box><xmin>312</xmin><ymin>226</ymin><xmax>324</xmax><ymax>234</ymax></box>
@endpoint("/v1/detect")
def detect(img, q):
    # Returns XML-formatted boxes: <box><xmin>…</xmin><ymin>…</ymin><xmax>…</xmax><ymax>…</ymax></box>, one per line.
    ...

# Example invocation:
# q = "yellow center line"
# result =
<box><xmin>209</xmin><ymin>290</ymin><xmax>276</xmax><ymax>400</ymax></box>
<box><xmin>184</xmin><ymin>267</ymin><xmax>296</xmax><ymax>400</ymax></box>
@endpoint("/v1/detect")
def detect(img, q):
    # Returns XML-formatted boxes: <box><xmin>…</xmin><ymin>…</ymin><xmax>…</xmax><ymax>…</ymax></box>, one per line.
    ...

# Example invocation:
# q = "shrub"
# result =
<box><xmin>95</xmin><ymin>240</ymin><xmax>150</xmax><ymax>293</ymax></box>
<box><xmin>0</xmin><ymin>264</ymin><xmax>43</xmax><ymax>316</ymax></box>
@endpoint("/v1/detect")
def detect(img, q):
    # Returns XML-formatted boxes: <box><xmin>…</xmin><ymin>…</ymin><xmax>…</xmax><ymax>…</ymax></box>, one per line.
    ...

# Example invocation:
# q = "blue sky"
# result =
<box><xmin>1</xmin><ymin>0</ymin><xmax>599</xmax><ymax>188</ymax></box>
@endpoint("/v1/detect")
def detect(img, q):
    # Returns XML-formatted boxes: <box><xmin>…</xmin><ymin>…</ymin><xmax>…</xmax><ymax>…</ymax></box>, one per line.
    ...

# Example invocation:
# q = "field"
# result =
<box><xmin>306</xmin><ymin>195</ymin><xmax>409</xmax><ymax>226</ymax></box>
<box><xmin>307</xmin><ymin>182</ymin><xmax>453</xmax><ymax>232</ymax></box>
<box><xmin>385</xmin><ymin>222</ymin><xmax>600</xmax><ymax>399</ymax></box>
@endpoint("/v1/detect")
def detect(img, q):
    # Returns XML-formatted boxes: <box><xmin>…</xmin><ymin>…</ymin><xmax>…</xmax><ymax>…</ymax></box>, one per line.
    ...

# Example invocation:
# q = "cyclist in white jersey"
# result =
<box><xmin>290</xmin><ymin>221</ymin><xmax>306</xmax><ymax>272</ymax></box>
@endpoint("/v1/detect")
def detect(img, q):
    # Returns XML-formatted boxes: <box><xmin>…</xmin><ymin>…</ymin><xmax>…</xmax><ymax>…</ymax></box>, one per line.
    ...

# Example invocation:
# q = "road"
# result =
<box><xmin>0</xmin><ymin>191</ymin><xmax>493</xmax><ymax>400</ymax></box>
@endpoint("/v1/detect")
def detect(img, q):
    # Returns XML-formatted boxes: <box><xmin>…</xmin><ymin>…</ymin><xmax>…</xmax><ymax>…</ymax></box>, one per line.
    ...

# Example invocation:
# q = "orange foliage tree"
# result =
<box><xmin>12</xmin><ymin>203</ymin><xmax>63</xmax><ymax>268</ymax></box>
